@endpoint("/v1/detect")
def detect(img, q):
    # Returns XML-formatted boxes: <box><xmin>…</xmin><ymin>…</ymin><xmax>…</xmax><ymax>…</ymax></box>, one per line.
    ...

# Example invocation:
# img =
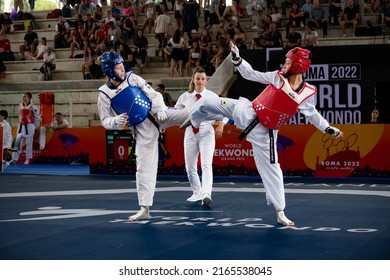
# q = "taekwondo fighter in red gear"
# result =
<box><xmin>97</xmin><ymin>52</ymin><xmax>188</xmax><ymax>222</ymax></box>
<box><xmin>13</xmin><ymin>92</ymin><xmax>40</xmax><ymax>164</ymax></box>
<box><xmin>185</xmin><ymin>42</ymin><xmax>344</xmax><ymax>226</ymax></box>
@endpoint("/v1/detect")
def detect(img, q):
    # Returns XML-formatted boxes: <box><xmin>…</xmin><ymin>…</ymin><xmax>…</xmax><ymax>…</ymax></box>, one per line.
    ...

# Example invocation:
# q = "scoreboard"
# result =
<box><xmin>106</xmin><ymin>130</ymin><xmax>135</xmax><ymax>174</ymax></box>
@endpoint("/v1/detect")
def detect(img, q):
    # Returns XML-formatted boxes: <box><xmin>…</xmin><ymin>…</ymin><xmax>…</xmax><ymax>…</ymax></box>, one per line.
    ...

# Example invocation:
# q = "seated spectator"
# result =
<box><xmin>222</xmin><ymin>0</ymin><xmax>244</xmax><ymax>21</ymax></box>
<box><xmin>307</xmin><ymin>0</ymin><xmax>328</xmax><ymax>38</ymax></box>
<box><xmin>286</xmin><ymin>3</ymin><xmax>305</xmax><ymax>36</ymax></box>
<box><xmin>73</xmin><ymin>13</ymin><xmax>86</xmax><ymax>31</ymax></box>
<box><xmin>185</xmin><ymin>40</ymin><xmax>202</xmax><ymax>76</ymax></box>
<box><xmin>251</xmin><ymin>37</ymin><xmax>263</xmax><ymax>49</ymax></box>
<box><xmin>105</xmin><ymin>10</ymin><xmax>117</xmax><ymax>28</ymax></box>
<box><xmin>301</xmin><ymin>0</ymin><xmax>314</xmax><ymax>26</ymax></box>
<box><xmin>79</xmin><ymin>0</ymin><xmax>96</xmax><ymax>17</ymax></box>
<box><xmin>81</xmin><ymin>45</ymin><xmax>96</xmax><ymax>79</ymax></box>
<box><xmin>134</xmin><ymin>29</ymin><xmax>149</xmax><ymax>67</ymax></box>
<box><xmin>84</xmin><ymin>13</ymin><xmax>97</xmax><ymax>46</ymax></box>
<box><xmin>68</xmin><ymin>25</ymin><xmax>89</xmax><ymax>58</ymax></box>
<box><xmin>250</xmin><ymin>6</ymin><xmax>264</xmax><ymax>30</ymax></box>
<box><xmin>284</xmin><ymin>24</ymin><xmax>302</xmax><ymax>48</ymax></box>
<box><xmin>54</xmin><ymin>16</ymin><xmax>71</xmax><ymax>49</ymax></box>
<box><xmin>188</xmin><ymin>29</ymin><xmax>200</xmax><ymax>46</ymax></box>
<box><xmin>19</xmin><ymin>26</ymin><xmax>38</xmax><ymax>60</ymax></box>
<box><xmin>199</xmin><ymin>28</ymin><xmax>212</xmax><ymax>58</ymax></box>
<box><xmin>93</xmin><ymin>4</ymin><xmax>104</xmax><ymax>21</ymax></box>
<box><xmin>32</xmin><ymin>37</ymin><xmax>48</xmax><ymax>60</ymax></box>
<box><xmin>281</xmin><ymin>0</ymin><xmax>298</xmax><ymax>16</ymax></box>
<box><xmin>302</xmin><ymin>23</ymin><xmax>319</xmax><ymax>47</ymax></box>
<box><xmin>107</xmin><ymin>21</ymin><xmax>122</xmax><ymax>51</ymax></box>
<box><xmin>119</xmin><ymin>43</ymin><xmax>140</xmax><ymax>72</ymax></box>
<box><xmin>0</xmin><ymin>12</ymin><xmax>12</xmax><ymax>38</ymax></box>
<box><xmin>156</xmin><ymin>83</ymin><xmax>174</xmax><ymax>107</ymax></box>
<box><xmin>94</xmin><ymin>20</ymin><xmax>109</xmax><ymax>47</ymax></box>
<box><xmin>110</xmin><ymin>1</ymin><xmax>122</xmax><ymax>22</ymax></box>
<box><xmin>232</xmin><ymin>25</ymin><xmax>247</xmax><ymax>45</ymax></box>
<box><xmin>122</xmin><ymin>1</ymin><xmax>134</xmax><ymax>16</ymax></box>
<box><xmin>328</xmin><ymin>0</ymin><xmax>342</xmax><ymax>26</ymax></box>
<box><xmin>340</xmin><ymin>0</ymin><xmax>360</xmax><ymax>37</ymax></box>
<box><xmin>46</xmin><ymin>112</ymin><xmax>69</xmax><ymax>130</ymax></box>
<box><xmin>209</xmin><ymin>37</ymin><xmax>229</xmax><ymax>69</ymax></box>
<box><xmin>261</xmin><ymin>22</ymin><xmax>283</xmax><ymax>48</ymax></box>
<box><xmin>41</xmin><ymin>47</ymin><xmax>56</xmax><ymax>80</ymax></box>
<box><xmin>270</xmin><ymin>5</ymin><xmax>283</xmax><ymax>28</ymax></box>
<box><xmin>246</xmin><ymin>0</ymin><xmax>265</xmax><ymax>19</ymax></box>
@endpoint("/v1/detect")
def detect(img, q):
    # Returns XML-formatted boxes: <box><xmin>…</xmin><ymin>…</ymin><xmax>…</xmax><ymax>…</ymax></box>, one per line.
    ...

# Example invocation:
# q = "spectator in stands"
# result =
<box><xmin>19</xmin><ymin>26</ymin><xmax>38</xmax><ymax>60</ymax></box>
<box><xmin>81</xmin><ymin>45</ymin><xmax>96</xmax><ymax>79</ymax></box>
<box><xmin>285</xmin><ymin>24</ymin><xmax>302</xmax><ymax>48</ymax></box>
<box><xmin>200</xmin><ymin>28</ymin><xmax>212</xmax><ymax>58</ymax></box>
<box><xmin>156</xmin><ymin>83</ymin><xmax>174</xmax><ymax>107</ymax></box>
<box><xmin>0</xmin><ymin>12</ymin><xmax>12</xmax><ymax>38</ymax></box>
<box><xmin>217</xmin><ymin>26</ymin><xmax>231</xmax><ymax>44</ymax></box>
<box><xmin>79</xmin><ymin>0</ymin><xmax>96</xmax><ymax>16</ymax></box>
<box><xmin>84</xmin><ymin>13</ymin><xmax>97</xmax><ymax>46</ymax></box>
<box><xmin>94</xmin><ymin>20</ymin><xmax>109</xmax><ymax>47</ymax></box>
<box><xmin>258</xmin><ymin>14</ymin><xmax>272</xmax><ymax>38</ymax></box>
<box><xmin>250</xmin><ymin>5</ymin><xmax>264</xmax><ymax>30</ymax></box>
<box><xmin>14</xmin><ymin>0</ymin><xmax>24</xmax><ymax>12</ymax></box>
<box><xmin>209</xmin><ymin>0</ymin><xmax>222</xmax><ymax>40</ymax></box>
<box><xmin>119</xmin><ymin>42</ymin><xmax>140</xmax><ymax>71</ymax></box>
<box><xmin>12</xmin><ymin>92</ymin><xmax>40</xmax><ymax>165</ymax></box>
<box><xmin>32</xmin><ymin>37</ymin><xmax>48</xmax><ymax>60</ymax></box>
<box><xmin>142</xmin><ymin>0</ymin><xmax>156</xmax><ymax>34</ymax></box>
<box><xmin>105</xmin><ymin>10</ymin><xmax>117</xmax><ymax>27</ymax></box>
<box><xmin>286</xmin><ymin>3</ymin><xmax>305</xmax><ymax>36</ymax></box>
<box><xmin>340</xmin><ymin>0</ymin><xmax>360</xmax><ymax>37</ymax></box>
<box><xmin>233</xmin><ymin>24</ymin><xmax>247</xmax><ymax>45</ymax></box>
<box><xmin>46</xmin><ymin>112</ymin><xmax>69</xmax><ymax>130</ymax></box>
<box><xmin>246</xmin><ymin>0</ymin><xmax>265</xmax><ymax>19</ymax></box>
<box><xmin>134</xmin><ymin>29</ymin><xmax>149</xmax><ymax>67</ymax></box>
<box><xmin>132</xmin><ymin>0</ymin><xmax>141</xmax><ymax>20</ymax></box>
<box><xmin>122</xmin><ymin>1</ymin><xmax>134</xmax><ymax>16</ymax></box>
<box><xmin>382</xmin><ymin>0</ymin><xmax>390</xmax><ymax>34</ymax></box>
<box><xmin>186</xmin><ymin>40</ymin><xmax>202</xmax><ymax>76</ymax></box>
<box><xmin>210</xmin><ymin>37</ymin><xmax>229</xmax><ymax>69</ymax></box>
<box><xmin>154</xmin><ymin>5</ymin><xmax>170</xmax><ymax>59</ymax></box>
<box><xmin>73</xmin><ymin>13</ymin><xmax>86</xmax><ymax>31</ymax></box>
<box><xmin>270</xmin><ymin>5</ymin><xmax>283</xmax><ymax>28</ymax></box>
<box><xmin>183</xmin><ymin>0</ymin><xmax>201</xmax><ymax>39</ymax></box>
<box><xmin>68</xmin><ymin>24</ymin><xmax>89</xmax><ymax>58</ymax></box>
<box><xmin>328</xmin><ymin>0</ymin><xmax>341</xmax><ymax>26</ymax></box>
<box><xmin>307</xmin><ymin>0</ymin><xmax>328</xmax><ymax>38</ymax></box>
<box><xmin>120</xmin><ymin>14</ymin><xmax>135</xmax><ymax>45</ymax></box>
<box><xmin>222</xmin><ymin>0</ymin><xmax>244</xmax><ymax>22</ymax></box>
<box><xmin>188</xmin><ymin>29</ymin><xmax>200</xmax><ymax>45</ymax></box>
<box><xmin>281</xmin><ymin>0</ymin><xmax>298</xmax><ymax>16</ymax></box>
<box><xmin>54</xmin><ymin>16</ymin><xmax>71</xmax><ymax>49</ymax></box>
<box><xmin>107</xmin><ymin>21</ymin><xmax>122</xmax><ymax>51</ymax></box>
<box><xmin>93</xmin><ymin>4</ymin><xmax>104</xmax><ymax>21</ymax></box>
<box><xmin>302</xmin><ymin>22</ymin><xmax>319</xmax><ymax>46</ymax></box>
<box><xmin>262</xmin><ymin>22</ymin><xmax>283</xmax><ymax>48</ymax></box>
<box><xmin>251</xmin><ymin>37</ymin><xmax>263</xmax><ymax>49</ymax></box>
<box><xmin>110</xmin><ymin>1</ymin><xmax>122</xmax><ymax>22</ymax></box>
<box><xmin>301</xmin><ymin>0</ymin><xmax>314</xmax><ymax>26</ymax></box>
<box><xmin>41</xmin><ymin>47</ymin><xmax>56</xmax><ymax>80</ymax></box>
<box><xmin>169</xmin><ymin>28</ymin><xmax>186</xmax><ymax>77</ymax></box>
<box><xmin>174</xmin><ymin>0</ymin><xmax>185</xmax><ymax>31</ymax></box>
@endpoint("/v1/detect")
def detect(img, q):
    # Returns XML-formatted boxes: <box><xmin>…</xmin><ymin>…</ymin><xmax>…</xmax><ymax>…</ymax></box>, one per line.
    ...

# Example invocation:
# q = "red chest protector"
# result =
<box><xmin>252</xmin><ymin>73</ymin><xmax>316</xmax><ymax>130</ymax></box>
<box><xmin>19</xmin><ymin>103</ymin><xmax>34</xmax><ymax>125</ymax></box>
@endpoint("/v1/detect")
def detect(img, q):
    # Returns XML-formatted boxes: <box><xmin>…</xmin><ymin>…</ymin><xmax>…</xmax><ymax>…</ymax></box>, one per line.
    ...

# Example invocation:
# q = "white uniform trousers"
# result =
<box><xmin>12</xmin><ymin>123</ymin><xmax>35</xmax><ymax>161</ymax></box>
<box><xmin>184</xmin><ymin>124</ymin><xmax>215</xmax><ymax>196</ymax></box>
<box><xmin>190</xmin><ymin>95</ymin><xmax>286</xmax><ymax>210</ymax></box>
<box><xmin>135</xmin><ymin>108</ymin><xmax>189</xmax><ymax>207</ymax></box>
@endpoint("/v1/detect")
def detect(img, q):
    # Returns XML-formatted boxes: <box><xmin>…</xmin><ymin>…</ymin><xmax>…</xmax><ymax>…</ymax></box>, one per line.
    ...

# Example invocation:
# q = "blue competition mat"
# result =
<box><xmin>0</xmin><ymin>165</ymin><xmax>389</xmax><ymax>260</ymax></box>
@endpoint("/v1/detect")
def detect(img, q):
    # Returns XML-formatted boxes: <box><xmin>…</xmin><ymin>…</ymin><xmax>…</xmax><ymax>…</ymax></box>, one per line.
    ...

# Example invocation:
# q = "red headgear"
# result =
<box><xmin>286</xmin><ymin>47</ymin><xmax>311</xmax><ymax>75</ymax></box>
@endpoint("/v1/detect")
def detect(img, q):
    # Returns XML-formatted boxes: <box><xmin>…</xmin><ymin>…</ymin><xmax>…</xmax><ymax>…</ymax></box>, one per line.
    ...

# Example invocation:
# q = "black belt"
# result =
<box><xmin>147</xmin><ymin>114</ymin><xmax>171</xmax><ymax>159</ymax></box>
<box><xmin>238</xmin><ymin>118</ymin><xmax>275</xmax><ymax>164</ymax></box>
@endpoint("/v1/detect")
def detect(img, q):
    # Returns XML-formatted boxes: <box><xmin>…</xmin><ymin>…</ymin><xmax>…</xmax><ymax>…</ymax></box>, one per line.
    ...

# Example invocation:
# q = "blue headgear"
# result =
<box><xmin>101</xmin><ymin>52</ymin><xmax>124</xmax><ymax>82</ymax></box>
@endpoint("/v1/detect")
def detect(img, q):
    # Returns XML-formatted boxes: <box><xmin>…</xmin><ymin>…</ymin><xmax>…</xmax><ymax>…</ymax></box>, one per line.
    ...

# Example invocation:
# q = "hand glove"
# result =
<box><xmin>230</xmin><ymin>40</ymin><xmax>241</xmax><ymax>64</ymax></box>
<box><xmin>156</xmin><ymin>111</ymin><xmax>167</xmax><ymax>123</ymax></box>
<box><xmin>325</xmin><ymin>126</ymin><xmax>343</xmax><ymax>138</ymax></box>
<box><xmin>114</xmin><ymin>113</ymin><xmax>127</xmax><ymax>126</ymax></box>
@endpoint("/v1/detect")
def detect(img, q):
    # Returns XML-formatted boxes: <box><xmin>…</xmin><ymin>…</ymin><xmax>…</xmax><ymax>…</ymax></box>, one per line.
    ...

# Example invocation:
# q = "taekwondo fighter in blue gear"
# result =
<box><xmin>185</xmin><ymin>43</ymin><xmax>344</xmax><ymax>226</ymax></box>
<box><xmin>97</xmin><ymin>52</ymin><xmax>188</xmax><ymax>222</ymax></box>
